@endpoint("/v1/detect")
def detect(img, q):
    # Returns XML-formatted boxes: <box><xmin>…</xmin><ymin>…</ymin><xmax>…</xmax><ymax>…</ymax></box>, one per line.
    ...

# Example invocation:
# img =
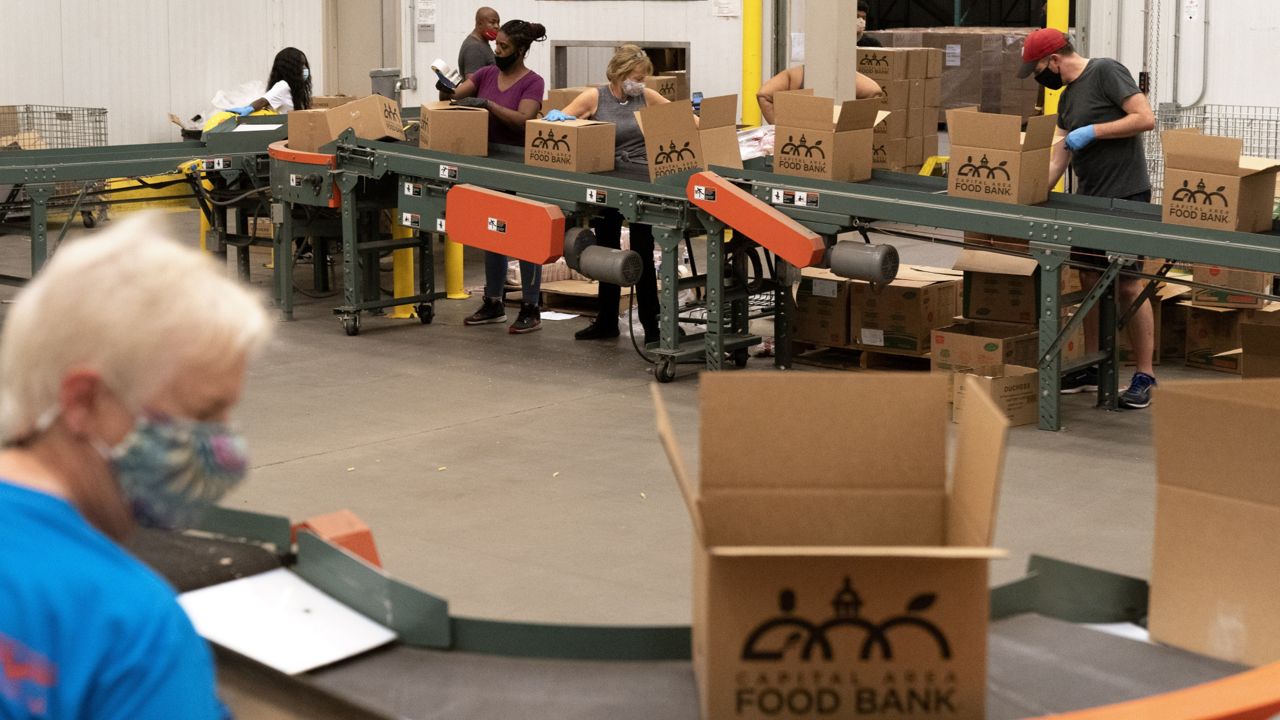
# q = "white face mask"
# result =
<box><xmin>302</xmin><ymin>67</ymin><xmax>310</xmax><ymax>81</ymax></box>
<box><xmin>857</xmin><ymin>17</ymin><xmax>867</xmax><ymax>36</ymax></box>
<box><xmin>622</xmin><ymin>79</ymin><xmax>646</xmax><ymax>98</ymax></box>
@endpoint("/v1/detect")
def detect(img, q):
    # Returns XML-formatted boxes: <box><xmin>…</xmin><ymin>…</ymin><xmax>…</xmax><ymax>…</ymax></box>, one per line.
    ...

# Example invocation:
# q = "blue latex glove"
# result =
<box><xmin>1065</xmin><ymin>124</ymin><xmax>1097</xmax><ymax>152</ymax></box>
<box><xmin>543</xmin><ymin>109</ymin><xmax>575</xmax><ymax>122</ymax></box>
<box><xmin>229</xmin><ymin>105</ymin><xmax>255</xmax><ymax>116</ymax></box>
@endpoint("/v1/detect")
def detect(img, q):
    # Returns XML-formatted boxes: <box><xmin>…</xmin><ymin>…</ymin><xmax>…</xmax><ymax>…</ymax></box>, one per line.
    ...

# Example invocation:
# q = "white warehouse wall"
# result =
<box><xmin>399</xmin><ymin>1</ymin><xmax>766</xmax><ymax>119</ymax></box>
<box><xmin>0</xmin><ymin>0</ymin><xmax>325</xmax><ymax>146</ymax></box>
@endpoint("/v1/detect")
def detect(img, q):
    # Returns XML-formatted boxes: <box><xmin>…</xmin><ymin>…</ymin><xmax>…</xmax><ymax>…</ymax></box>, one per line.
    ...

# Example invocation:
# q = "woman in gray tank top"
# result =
<box><xmin>544</xmin><ymin>45</ymin><xmax>673</xmax><ymax>343</ymax></box>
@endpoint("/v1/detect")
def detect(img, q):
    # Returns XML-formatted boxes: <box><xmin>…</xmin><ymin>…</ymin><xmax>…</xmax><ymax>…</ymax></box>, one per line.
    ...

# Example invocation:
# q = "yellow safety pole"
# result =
<box><xmin>1045</xmin><ymin>0</ymin><xmax>1070</xmax><ymax>191</ymax></box>
<box><xmin>740</xmin><ymin>0</ymin><xmax>763</xmax><ymax>127</ymax></box>
<box><xmin>388</xmin><ymin>220</ymin><xmax>417</xmax><ymax>319</ymax></box>
<box><xmin>445</xmin><ymin>236</ymin><xmax>468</xmax><ymax>298</ymax></box>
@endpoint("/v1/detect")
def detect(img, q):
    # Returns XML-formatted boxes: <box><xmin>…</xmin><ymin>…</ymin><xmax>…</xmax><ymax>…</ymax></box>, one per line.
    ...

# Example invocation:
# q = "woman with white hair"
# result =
<box><xmin>0</xmin><ymin>214</ymin><xmax>271</xmax><ymax>718</ymax></box>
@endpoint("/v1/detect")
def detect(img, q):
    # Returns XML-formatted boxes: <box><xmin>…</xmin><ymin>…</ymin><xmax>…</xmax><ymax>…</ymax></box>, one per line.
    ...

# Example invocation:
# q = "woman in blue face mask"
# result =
<box><xmin>0</xmin><ymin>213</ymin><xmax>272</xmax><ymax>719</ymax></box>
<box><xmin>230</xmin><ymin>46</ymin><xmax>313</xmax><ymax>115</ymax></box>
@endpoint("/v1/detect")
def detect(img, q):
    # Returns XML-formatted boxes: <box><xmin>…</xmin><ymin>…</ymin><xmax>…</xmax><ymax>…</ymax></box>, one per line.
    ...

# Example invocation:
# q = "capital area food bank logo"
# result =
<box><xmin>654</xmin><ymin>139</ymin><xmax>697</xmax><ymax>166</ymax></box>
<box><xmin>859</xmin><ymin>53</ymin><xmax>889</xmax><ymax>68</ymax></box>
<box><xmin>742</xmin><ymin>577</ymin><xmax>950</xmax><ymax>661</ymax></box>
<box><xmin>779</xmin><ymin>134</ymin><xmax>826</xmax><ymax>159</ymax></box>
<box><xmin>530</xmin><ymin>129</ymin><xmax>571</xmax><ymax>151</ymax></box>
<box><xmin>955</xmin><ymin>154</ymin><xmax>1010</xmax><ymax>181</ymax></box>
<box><xmin>1171</xmin><ymin>178</ymin><xmax>1230</xmax><ymax>207</ymax></box>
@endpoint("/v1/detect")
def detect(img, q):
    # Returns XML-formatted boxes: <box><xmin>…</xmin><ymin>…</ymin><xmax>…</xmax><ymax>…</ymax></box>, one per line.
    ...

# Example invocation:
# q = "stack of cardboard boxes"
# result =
<box><xmin>856</xmin><ymin>47</ymin><xmax>942</xmax><ymax>173</ymax></box>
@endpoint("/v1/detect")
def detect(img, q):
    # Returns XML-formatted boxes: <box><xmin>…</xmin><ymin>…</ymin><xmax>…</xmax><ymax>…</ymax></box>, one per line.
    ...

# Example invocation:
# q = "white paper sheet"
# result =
<box><xmin>178</xmin><ymin>568</ymin><xmax>397</xmax><ymax>674</ymax></box>
<box><xmin>231</xmin><ymin>124</ymin><xmax>284</xmax><ymax>132</ymax></box>
<box><xmin>540</xmin><ymin>311</ymin><xmax>579</xmax><ymax>321</ymax></box>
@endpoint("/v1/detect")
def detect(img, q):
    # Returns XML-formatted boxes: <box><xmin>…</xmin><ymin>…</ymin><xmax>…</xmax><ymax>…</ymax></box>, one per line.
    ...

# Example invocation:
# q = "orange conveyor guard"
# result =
<box><xmin>685</xmin><ymin>171</ymin><xmax>826</xmax><ymax>268</ymax></box>
<box><xmin>1039</xmin><ymin>660</ymin><xmax>1280</xmax><ymax>720</ymax></box>
<box><xmin>268</xmin><ymin>140</ymin><xmax>340</xmax><ymax>209</ymax></box>
<box><xmin>443</xmin><ymin>185</ymin><xmax>565</xmax><ymax>265</ymax></box>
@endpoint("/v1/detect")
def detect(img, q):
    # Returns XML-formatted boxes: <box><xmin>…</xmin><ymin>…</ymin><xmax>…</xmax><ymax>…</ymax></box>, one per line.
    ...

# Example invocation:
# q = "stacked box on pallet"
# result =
<box><xmin>858</xmin><ymin>47</ymin><xmax>941</xmax><ymax>173</ymax></box>
<box><xmin>866</xmin><ymin>27</ymin><xmax>1040</xmax><ymax>119</ymax></box>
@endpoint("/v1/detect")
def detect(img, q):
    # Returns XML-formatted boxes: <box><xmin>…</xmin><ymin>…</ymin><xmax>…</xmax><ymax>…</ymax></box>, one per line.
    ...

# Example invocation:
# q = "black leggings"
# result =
<box><xmin>589</xmin><ymin>210</ymin><xmax>659</xmax><ymax>335</ymax></box>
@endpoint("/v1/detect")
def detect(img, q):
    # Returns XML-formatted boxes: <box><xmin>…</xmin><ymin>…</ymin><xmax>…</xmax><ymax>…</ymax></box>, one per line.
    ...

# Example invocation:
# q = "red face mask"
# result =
<box><xmin>482</xmin><ymin>29</ymin><xmax>498</xmax><ymax>41</ymax></box>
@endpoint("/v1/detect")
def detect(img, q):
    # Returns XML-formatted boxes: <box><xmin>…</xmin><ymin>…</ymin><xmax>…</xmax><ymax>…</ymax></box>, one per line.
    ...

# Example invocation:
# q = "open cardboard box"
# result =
<box><xmin>951</xmin><ymin>364</ymin><xmax>1038</xmax><ymax>426</ymax></box>
<box><xmin>1150</xmin><ymin>378</ymin><xmax>1280</xmax><ymax>666</ymax></box>
<box><xmin>697</xmin><ymin>95</ymin><xmax>744</xmax><ymax>170</ymax></box>
<box><xmin>287</xmin><ymin>95</ymin><xmax>405</xmax><ymax>154</ymax></box>
<box><xmin>654</xmin><ymin>373</ymin><xmax>1009</xmax><ymax>720</ymax></box>
<box><xmin>773</xmin><ymin>92</ymin><xmax>888</xmax><ymax>182</ymax></box>
<box><xmin>952</xmin><ymin>248</ymin><xmax>1039</xmax><ymax>325</ymax></box>
<box><xmin>637</xmin><ymin>100</ymin><xmax>705</xmax><ymax>182</ymax></box>
<box><xmin>946</xmin><ymin>108</ymin><xmax>1056</xmax><ymax>205</ymax></box>
<box><xmin>1161</xmin><ymin>128</ymin><xmax>1280</xmax><ymax>233</ymax></box>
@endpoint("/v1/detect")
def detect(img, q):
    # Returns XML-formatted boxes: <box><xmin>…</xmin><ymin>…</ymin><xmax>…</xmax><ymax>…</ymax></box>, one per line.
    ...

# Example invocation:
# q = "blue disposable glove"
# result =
<box><xmin>543</xmin><ymin>109</ymin><xmax>575</xmax><ymax>122</ymax></box>
<box><xmin>1065</xmin><ymin>124</ymin><xmax>1097</xmax><ymax>152</ymax></box>
<box><xmin>229</xmin><ymin>105</ymin><xmax>255</xmax><ymax>116</ymax></box>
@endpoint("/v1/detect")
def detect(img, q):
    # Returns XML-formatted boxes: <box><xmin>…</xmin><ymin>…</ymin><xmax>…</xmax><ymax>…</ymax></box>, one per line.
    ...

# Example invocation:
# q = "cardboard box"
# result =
<box><xmin>653</xmin><ymin>373</ymin><xmax>1008</xmax><ymax>720</ymax></box>
<box><xmin>906</xmin><ymin>135</ymin><xmax>924</xmax><ymax>166</ymax></box>
<box><xmin>287</xmin><ymin>95</ymin><xmax>405</xmax><ymax>153</ymax></box>
<box><xmin>419</xmin><ymin>101</ymin><xmax>488</xmax><ymax>156</ymax></box>
<box><xmin>1059</xmin><ymin>306</ymin><xmax>1087</xmax><ymax>364</ymax></box>
<box><xmin>1162</xmin><ymin>128</ymin><xmax>1280</xmax><ymax>233</ymax></box>
<box><xmin>645</xmin><ymin>74</ymin><xmax>690</xmax><ymax>102</ymax></box>
<box><xmin>856</xmin><ymin>47</ymin><xmax>910</xmax><ymax>82</ymax></box>
<box><xmin>1162</xmin><ymin>300</ymin><xmax>1188</xmax><ymax>359</ymax></box>
<box><xmin>873</xmin><ymin>111</ymin><xmax>908</xmax><ymax>138</ymax></box>
<box><xmin>697</xmin><ymin>95</ymin><xmax>744</xmax><ymax>170</ymax></box>
<box><xmin>872</xmin><ymin>137</ymin><xmax>907</xmax><ymax>171</ymax></box>
<box><xmin>310</xmin><ymin>94</ymin><xmax>356</xmax><ymax>110</ymax></box>
<box><xmin>544</xmin><ymin>86</ymin><xmax>591</xmax><ymax>114</ymax></box>
<box><xmin>923</xmin><ymin>79</ymin><xmax>942</xmax><ymax>109</ymax></box>
<box><xmin>925</xmin><ymin>48</ymin><xmax>944</xmax><ymax>78</ymax></box>
<box><xmin>906</xmin><ymin>106</ymin><xmax>927</xmax><ymax>138</ymax></box>
<box><xmin>953</xmin><ymin>248</ymin><xmax>1039</xmax><ymax>325</ymax></box>
<box><xmin>906</xmin><ymin>49</ymin><xmax>934</xmax><ymax>80</ymax></box>
<box><xmin>932</xmin><ymin>319</ymin><xmax>1039</xmax><ymax>373</ymax></box>
<box><xmin>850</xmin><ymin>267</ymin><xmax>961</xmax><ymax>354</ymax></box>
<box><xmin>1241</xmin><ymin>323</ymin><xmax>1280</xmax><ymax>378</ymax></box>
<box><xmin>524</xmin><ymin>119</ymin><xmax>615</xmax><ymax>173</ymax></box>
<box><xmin>922</xmin><ymin>133</ymin><xmax>940</xmax><ymax>163</ymax></box>
<box><xmin>907</xmin><ymin>79</ymin><xmax>926</xmax><ymax>108</ymax></box>
<box><xmin>1149</xmin><ymin>378</ymin><xmax>1280</xmax><ymax>666</ymax></box>
<box><xmin>1191</xmin><ymin>264</ymin><xmax>1270</xmax><ymax>309</ymax></box>
<box><xmin>794</xmin><ymin>269</ymin><xmax>851</xmax><ymax>348</ymax></box>
<box><xmin>637</xmin><ymin>100</ymin><xmax>703</xmax><ymax>181</ymax></box>
<box><xmin>952</xmin><ymin>365</ymin><xmax>1038</xmax><ymax>426</ymax></box>
<box><xmin>772</xmin><ymin>94</ymin><xmax>885</xmax><ymax>183</ymax></box>
<box><xmin>947</xmin><ymin>109</ymin><xmax>1056</xmax><ymax>205</ymax></box>
<box><xmin>877</xmin><ymin>80</ymin><xmax>910</xmax><ymax>112</ymax></box>
<box><xmin>1183</xmin><ymin>304</ymin><xmax>1243</xmax><ymax>373</ymax></box>
<box><xmin>806</xmin><ymin>0</ymin><xmax>865</xmax><ymax>102</ymax></box>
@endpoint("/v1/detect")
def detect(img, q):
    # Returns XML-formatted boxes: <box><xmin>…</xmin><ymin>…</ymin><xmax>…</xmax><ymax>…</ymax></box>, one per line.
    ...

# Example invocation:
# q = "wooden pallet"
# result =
<box><xmin>793</xmin><ymin>342</ymin><xmax>932</xmax><ymax>372</ymax></box>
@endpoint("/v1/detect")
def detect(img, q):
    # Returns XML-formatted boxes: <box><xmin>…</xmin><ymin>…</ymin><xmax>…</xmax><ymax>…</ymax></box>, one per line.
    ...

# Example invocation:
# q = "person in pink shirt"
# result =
<box><xmin>449</xmin><ymin>20</ymin><xmax>549</xmax><ymax>333</ymax></box>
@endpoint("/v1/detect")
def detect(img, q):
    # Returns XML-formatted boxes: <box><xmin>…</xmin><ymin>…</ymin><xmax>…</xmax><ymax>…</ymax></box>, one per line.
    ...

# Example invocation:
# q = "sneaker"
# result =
<box><xmin>508</xmin><ymin>303</ymin><xmax>542</xmax><ymax>334</ymax></box>
<box><xmin>1120</xmin><ymin>372</ymin><xmax>1157</xmax><ymax>409</ymax></box>
<box><xmin>1060</xmin><ymin>367</ymin><xmax>1099</xmax><ymax>395</ymax></box>
<box><xmin>464</xmin><ymin>297</ymin><xmax>506</xmax><ymax>326</ymax></box>
<box><xmin>574</xmin><ymin>321</ymin><xmax>619</xmax><ymax>340</ymax></box>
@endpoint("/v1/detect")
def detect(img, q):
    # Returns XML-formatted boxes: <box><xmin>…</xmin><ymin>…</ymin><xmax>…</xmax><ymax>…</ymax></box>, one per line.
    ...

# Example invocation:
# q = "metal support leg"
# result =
<box><xmin>1034</xmin><ymin>246</ymin><xmax>1068</xmax><ymax>430</ymax></box>
<box><xmin>704</xmin><ymin>220</ymin><xmax>726</xmax><ymax>372</ymax></box>
<box><xmin>275</xmin><ymin>203</ymin><xmax>295</xmax><ymax>320</ymax></box>
<box><xmin>1097</xmin><ymin>273</ymin><xmax>1120</xmax><ymax>411</ymax></box>
<box><xmin>335</xmin><ymin>172</ymin><xmax>361</xmax><ymax>334</ymax></box>
<box><xmin>774</xmin><ymin>259</ymin><xmax>794</xmax><ymax>370</ymax></box>
<box><xmin>234</xmin><ymin>208</ymin><xmax>251</xmax><ymax>281</ymax></box>
<box><xmin>26</xmin><ymin>184</ymin><xmax>53</xmax><ymax>276</ymax></box>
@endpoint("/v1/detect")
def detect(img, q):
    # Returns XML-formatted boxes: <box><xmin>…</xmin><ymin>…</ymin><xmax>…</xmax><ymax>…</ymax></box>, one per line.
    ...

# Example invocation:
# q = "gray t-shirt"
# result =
<box><xmin>1058</xmin><ymin>57</ymin><xmax>1150</xmax><ymax>199</ymax></box>
<box><xmin>458</xmin><ymin>35</ymin><xmax>495</xmax><ymax>80</ymax></box>
<box><xmin>592</xmin><ymin>86</ymin><xmax>648</xmax><ymax>164</ymax></box>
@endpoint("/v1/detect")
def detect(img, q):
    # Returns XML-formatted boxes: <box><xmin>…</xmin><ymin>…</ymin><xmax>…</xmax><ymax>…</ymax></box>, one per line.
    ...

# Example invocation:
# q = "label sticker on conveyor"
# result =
<box><xmin>201</xmin><ymin>158</ymin><xmax>230</xmax><ymax>171</ymax></box>
<box><xmin>438</xmin><ymin>164</ymin><xmax>458</xmax><ymax>180</ymax></box>
<box><xmin>436</xmin><ymin>218</ymin><xmax>447</xmax><ymax>232</ymax></box>
<box><xmin>289</xmin><ymin>174</ymin><xmax>304</xmax><ymax>188</ymax></box>
<box><xmin>586</xmin><ymin>189</ymin><xmax>607</xmax><ymax>204</ymax></box>
<box><xmin>693</xmin><ymin>186</ymin><xmax>716</xmax><ymax>201</ymax></box>
<box><xmin>770</xmin><ymin>188</ymin><xmax>819</xmax><ymax>209</ymax></box>
<box><xmin>403</xmin><ymin>182</ymin><xmax>423</xmax><ymax>197</ymax></box>
<box><xmin>486</xmin><ymin>218</ymin><xmax>507</xmax><ymax>233</ymax></box>
<box><xmin>401</xmin><ymin>212</ymin><xmax>420</xmax><ymax>228</ymax></box>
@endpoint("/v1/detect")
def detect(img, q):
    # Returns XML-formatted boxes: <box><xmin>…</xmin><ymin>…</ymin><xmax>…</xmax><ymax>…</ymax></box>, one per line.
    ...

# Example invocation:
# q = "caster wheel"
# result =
<box><xmin>733</xmin><ymin>349</ymin><xmax>749</xmax><ymax>368</ymax></box>
<box><xmin>656</xmin><ymin>359</ymin><xmax>677</xmax><ymax>383</ymax></box>
<box><xmin>416</xmin><ymin>303</ymin><xmax>434</xmax><ymax>324</ymax></box>
<box><xmin>81</xmin><ymin>211</ymin><xmax>97</xmax><ymax>228</ymax></box>
<box><xmin>341</xmin><ymin>315</ymin><xmax>360</xmax><ymax>336</ymax></box>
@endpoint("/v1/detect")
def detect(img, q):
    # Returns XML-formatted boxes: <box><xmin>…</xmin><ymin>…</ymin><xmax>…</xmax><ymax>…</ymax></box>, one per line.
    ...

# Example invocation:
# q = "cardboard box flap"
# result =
<box><xmin>1243</xmin><ymin>322</ymin><xmax>1280</xmax><ymax>355</ymax></box>
<box><xmin>698</xmin><ymin>95</ymin><xmax>738</xmax><ymax>130</ymax></box>
<box><xmin>832</xmin><ymin>98</ymin><xmax>883</xmax><ymax>132</ymax></box>
<box><xmin>946</xmin><ymin>375</ymin><xmax>1011</xmax><ymax>547</ymax></box>
<box><xmin>1154</xmin><ymin>379</ymin><xmax>1280</xmax><ymax>506</ymax></box>
<box><xmin>946</xmin><ymin>108</ymin><xmax>1022</xmax><ymax>152</ymax></box>
<box><xmin>1162</xmin><ymin>129</ymin><xmax>1245</xmax><ymax>176</ymax></box>
<box><xmin>651</xmin><ymin>385</ymin><xmax>705</xmax><ymax>540</ymax></box>
<box><xmin>424</xmin><ymin>100</ymin><xmax>486</xmax><ymax>115</ymax></box>
<box><xmin>775</xmin><ymin>92</ymin><xmax>839</xmax><ymax>131</ymax></box>
<box><xmin>709</xmin><ymin>546</ymin><xmax>1007</xmax><ymax>559</ymax></box>
<box><xmin>898</xmin><ymin>266</ymin><xmax>963</xmax><ymax>281</ymax></box>
<box><xmin>560</xmin><ymin>119</ymin><xmax>612</xmax><ymax>128</ymax></box>
<box><xmin>699</xmin><ymin>488</ymin><xmax>946</xmax><ymax>548</ymax></box>
<box><xmin>1021</xmin><ymin>114</ymin><xmax>1058</xmax><ymax>150</ymax></box>
<box><xmin>952</xmin><ymin>248</ymin><xmax>1038</xmax><ymax>276</ymax></box>
<box><xmin>698</xmin><ymin>373</ymin><xmax>947</xmax><ymax>490</ymax></box>
<box><xmin>1238</xmin><ymin>155</ymin><xmax>1280</xmax><ymax>176</ymax></box>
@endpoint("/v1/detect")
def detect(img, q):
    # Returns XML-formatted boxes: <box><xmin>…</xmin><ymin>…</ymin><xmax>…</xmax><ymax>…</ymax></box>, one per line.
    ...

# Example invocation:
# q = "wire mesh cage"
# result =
<box><xmin>0</xmin><ymin>105</ymin><xmax>109</xmax><ymax>225</ymax></box>
<box><xmin>1144</xmin><ymin>104</ymin><xmax>1280</xmax><ymax>202</ymax></box>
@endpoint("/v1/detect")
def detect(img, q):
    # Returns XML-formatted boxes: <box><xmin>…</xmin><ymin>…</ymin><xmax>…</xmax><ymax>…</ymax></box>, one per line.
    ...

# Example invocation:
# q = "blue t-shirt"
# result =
<box><xmin>0</xmin><ymin>480</ymin><xmax>227</xmax><ymax>720</ymax></box>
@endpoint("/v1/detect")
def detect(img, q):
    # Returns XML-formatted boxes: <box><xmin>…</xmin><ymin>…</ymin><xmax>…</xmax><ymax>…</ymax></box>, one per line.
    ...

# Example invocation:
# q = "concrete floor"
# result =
<box><xmin>1</xmin><ymin>209</ymin><xmax>1225</xmax><ymax>627</ymax></box>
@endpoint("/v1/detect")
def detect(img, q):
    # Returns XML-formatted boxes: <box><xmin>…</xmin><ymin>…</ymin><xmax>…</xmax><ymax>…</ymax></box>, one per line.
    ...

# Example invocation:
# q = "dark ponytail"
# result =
<box><xmin>501</xmin><ymin>20</ymin><xmax>547</xmax><ymax>57</ymax></box>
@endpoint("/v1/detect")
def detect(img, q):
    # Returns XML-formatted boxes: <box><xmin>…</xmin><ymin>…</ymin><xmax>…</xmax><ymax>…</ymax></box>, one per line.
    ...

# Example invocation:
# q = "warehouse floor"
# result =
<box><xmin>2</xmin><ymin>209</ymin><xmax>1222</xmax><ymax>626</ymax></box>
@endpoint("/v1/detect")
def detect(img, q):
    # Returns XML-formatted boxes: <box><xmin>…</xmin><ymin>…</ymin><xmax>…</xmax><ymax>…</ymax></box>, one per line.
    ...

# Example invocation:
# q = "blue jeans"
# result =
<box><xmin>484</xmin><ymin>250</ymin><xmax>541</xmax><ymax>306</ymax></box>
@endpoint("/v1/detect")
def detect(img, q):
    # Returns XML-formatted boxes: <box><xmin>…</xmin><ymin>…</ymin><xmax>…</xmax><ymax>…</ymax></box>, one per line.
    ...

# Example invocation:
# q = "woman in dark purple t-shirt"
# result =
<box><xmin>449</xmin><ymin>20</ymin><xmax>548</xmax><ymax>333</ymax></box>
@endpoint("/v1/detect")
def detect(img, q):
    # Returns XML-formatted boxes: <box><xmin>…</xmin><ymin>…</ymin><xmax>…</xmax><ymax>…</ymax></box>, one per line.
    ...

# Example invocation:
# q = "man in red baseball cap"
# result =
<box><xmin>1020</xmin><ymin>27</ymin><xmax>1159</xmax><ymax>409</ymax></box>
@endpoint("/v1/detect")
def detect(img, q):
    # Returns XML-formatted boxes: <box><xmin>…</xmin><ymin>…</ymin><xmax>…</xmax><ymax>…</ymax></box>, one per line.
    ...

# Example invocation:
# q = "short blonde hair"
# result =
<box><xmin>0</xmin><ymin>213</ymin><xmax>272</xmax><ymax>440</ymax></box>
<box><xmin>606</xmin><ymin>44</ymin><xmax>653</xmax><ymax>84</ymax></box>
